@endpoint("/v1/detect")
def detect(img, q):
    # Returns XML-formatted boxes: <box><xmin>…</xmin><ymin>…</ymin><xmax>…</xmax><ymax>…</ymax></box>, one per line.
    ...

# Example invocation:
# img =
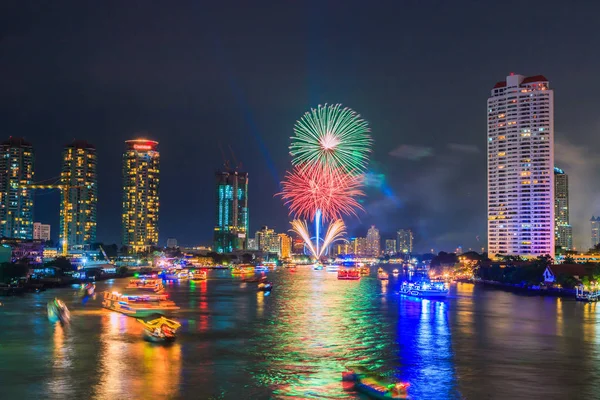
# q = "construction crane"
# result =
<box><xmin>23</xmin><ymin>181</ymin><xmax>82</xmax><ymax>256</ymax></box>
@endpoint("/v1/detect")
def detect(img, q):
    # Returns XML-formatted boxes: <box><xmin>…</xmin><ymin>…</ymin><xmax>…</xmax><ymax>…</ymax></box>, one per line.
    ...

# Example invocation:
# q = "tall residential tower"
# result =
<box><xmin>553</xmin><ymin>167</ymin><xmax>572</xmax><ymax>251</ymax></box>
<box><xmin>60</xmin><ymin>140</ymin><xmax>97</xmax><ymax>248</ymax></box>
<box><xmin>397</xmin><ymin>229</ymin><xmax>413</xmax><ymax>253</ymax></box>
<box><xmin>366</xmin><ymin>225</ymin><xmax>381</xmax><ymax>256</ymax></box>
<box><xmin>122</xmin><ymin>139</ymin><xmax>160</xmax><ymax>253</ymax></box>
<box><xmin>214</xmin><ymin>171</ymin><xmax>249</xmax><ymax>253</ymax></box>
<box><xmin>0</xmin><ymin>137</ymin><xmax>34</xmax><ymax>239</ymax></box>
<box><xmin>487</xmin><ymin>74</ymin><xmax>554</xmax><ymax>257</ymax></box>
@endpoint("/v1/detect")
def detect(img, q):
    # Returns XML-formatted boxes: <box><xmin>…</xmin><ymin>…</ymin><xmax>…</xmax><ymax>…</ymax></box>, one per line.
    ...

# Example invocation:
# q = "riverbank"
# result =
<box><xmin>456</xmin><ymin>278</ymin><xmax>576</xmax><ymax>298</ymax></box>
<box><xmin>0</xmin><ymin>272</ymin><xmax>134</xmax><ymax>296</ymax></box>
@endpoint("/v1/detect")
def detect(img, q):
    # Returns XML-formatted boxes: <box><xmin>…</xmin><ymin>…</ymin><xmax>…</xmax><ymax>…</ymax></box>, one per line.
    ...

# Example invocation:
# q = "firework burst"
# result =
<box><xmin>290</xmin><ymin>104</ymin><xmax>371</xmax><ymax>174</ymax></box>
<box><xmin>290</xmin><ymin>218</ymin><xmax>347</xmax><ymax>259</ymax></box>
<box><xmin>278</xmin><ymin>163</ymin><xmax>364</xmax><ymax>222</ymax></box>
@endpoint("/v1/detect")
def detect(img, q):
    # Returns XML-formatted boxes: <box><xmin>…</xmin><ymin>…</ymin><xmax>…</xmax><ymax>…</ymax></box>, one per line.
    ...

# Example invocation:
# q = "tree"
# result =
<box><xmin>241</xmin><ymin>253</ymin><xmax>253</xmax><ymax>263</ymax></box>
<box><xmin>0</xmin><ymin>262</ymin><xmax>29</xmax><ymax>284</ymax></box>
<box><xmin>117</xmin><ymin>266</ymin><xmax>129</xmax><ymax>276</ymax></box>
<box><xmin>45</xmin><ymin>257</ymin><xmax>74</xmax><ymax>272</ymax></box>
<box><xmin>564</xmin><ymin>255</ymin><xmax>575</xmax><ymax>264</ymax></box>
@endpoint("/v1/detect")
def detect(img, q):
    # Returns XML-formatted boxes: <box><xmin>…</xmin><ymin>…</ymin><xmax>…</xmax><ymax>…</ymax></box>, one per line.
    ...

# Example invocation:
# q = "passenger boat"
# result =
<box><xmin>313</xmin><ymin>264</ymin><xmax>324</xmax><ymax>271</ymax></box>
<box><xmin>326</xmin><ymin>264</ymin><xmax>340</xmax><ymax>272</ymax></box>
<box><xmin>342</xmin><ymin>368</ymin><xmax>409</xmax><ymax>399</ymax></box>
<box><xmin>392</xmin><ymin>269</ymin><xmax>399</xmax><ymax>275</ymax></box>
<box><xmin>575</xmin><ymin>286</ymin><xmax>599</xmax><ymax>302</ymax></box>
<box><xmin>258</xmin><ymin>281</ymin><xmax>273</xmax><ymax>291</ymax></box>
<box><xmin>189</xmin><ymin>269</ymin><xmax>207</xmax><ymax>281</ymax></box>
<box><xmin>377</xmin><ymin>268</ymin><xmax>389</xmax><ymax>280</ymax></box>
<box><xmin>47</xmin><ymin>298</ymin><xmax>70</xmax><ymax>324</ymax></box>
<box><xmin>231</xmin><ymin>265</ymin><xmax>255</xmax><ymax>275</ymax></box>
<box><xmin>400</xmin><ymin>280</ymin><xmax>448</xmax><ymax>298</ymax></box>
<box><xmin>102</xmin><ymin>292</ymin><xmax>180</xmax><ymax>317</ymax></box>
<box><xmin>176</xmin><ymin>269</ymin><xmax>189</xmax><ymax>280</ymax></box>
<box><xmin>359</xmin><ymin>266</ymin><xmax>370</xmax><ymax>275</ymax></box>
<box><xmin>84</xmin><ymin>282</ymin><xmax>95</xmax><ymax>295</ymax></box>
<box><xmin>338</xmin><ymin>268</ymin><xmax>361</xmax><ymax>280</ymax></box>
<box><xmin>137</xmin><ymin>314</ymin><xmax>181</xmax><ymax>343</ymax></box>
<box><xmin>126</xmin><ymin>278</ymin><xmax>164</xmax><ymax>292</ymax></box>
<box><xmin>254</xmin><ymin>265</ymin><xmax>269</xmax><ymax>272</ymax></box>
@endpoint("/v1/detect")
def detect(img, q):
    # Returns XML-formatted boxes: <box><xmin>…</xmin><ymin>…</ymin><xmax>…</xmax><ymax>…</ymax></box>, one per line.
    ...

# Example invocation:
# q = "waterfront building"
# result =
<box><xmin>488</xmin><ymin>74</ymin><xmax>554</xmax><ymax>257</ymax></box>
<box><xmin>247</xmin><ymin>238</ymin><xmax>258</xmax><ymax>251</ymax></box>
<box><xmin>365</xmin><ymin>225</ymin><xmax>380</xmax><ymax>256</ymax></box>
<box><xmin>33</xmin><ymin>222</ymin><xmax>51</xmax><ymax>241</ymax></box>
<box><xmin>122</xmin><ymin>139</ymin><xmax>160</xmax><ymax>253</ymax></box>
<box><xmin>397</xmin><ymin>229</ymin><xmax>413</xmax><ymax>253</ymax></box>
<box><xmin>60</xmin><ymin>140</ymin><xmax>97</xmax><ymax>248</ymax></box>
<box><xmin>255</xmin><ymin>226</ymin><xmax>279</xmax><ymax>254</ymax></box>
<box><xmin>352</xmin><ymin>237</ymin><xmax>368</xmax><ymax>256</ymax></box>
<box><xmin>213</xmin><ymin>170</ymin><xmax>249</xmax><ymax>253</ymax></box>
<box><xmin>591</xmin><ymin>217</ymin><xmax>600</xmax><ymax>249</ymax></box>
<box><xmin>166</xmin><ymin>238</ymin><xmax>178</xmax><ymax>249</ymax></box>
<box><xmin>554</xmin><ymin>167</ymin><xmax>572</xmax><ymax>251</ymax></box>
<box><xmin>278</xmin><ymin>233</ymin><xmax>292</xmax><ymax>259</ymax></box>
<box><xmin>335</xmin><ymin>242</ymin><xmax>351</xmax><ymax>256</ymax></box>
<box><xmin>385</xmin><ymin>239</ymin><xmax>397</xmax><ymax>255</ymax></box>
<box><xmin>0</xmin><ymin>137</ymin><xmax>34</xmax><ymax>239</ymax></box>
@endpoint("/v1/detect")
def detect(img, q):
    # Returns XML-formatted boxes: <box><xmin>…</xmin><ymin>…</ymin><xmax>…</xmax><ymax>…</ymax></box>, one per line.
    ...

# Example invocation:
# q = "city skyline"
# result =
<box><xmin>3</xmin><ymin>2</ymin><xmax>600</xmax><ymax>251</ymax></box>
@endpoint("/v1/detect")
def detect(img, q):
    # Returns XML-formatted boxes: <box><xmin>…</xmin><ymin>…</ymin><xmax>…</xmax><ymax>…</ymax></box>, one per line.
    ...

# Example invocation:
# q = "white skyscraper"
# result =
<box><xmin>366</xmin><ymin>225</ymin><xmax>381</xmax><ymax>256</ymax></box>
<box><xmin>487</xmin><ymin>74</ymin><xmax>554</xmax><ymax>257</ymax></box>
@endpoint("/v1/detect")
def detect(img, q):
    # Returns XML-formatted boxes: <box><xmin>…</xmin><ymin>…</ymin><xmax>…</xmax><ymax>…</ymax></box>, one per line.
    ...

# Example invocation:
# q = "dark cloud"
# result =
<box><xmin>388</xmin><ymin>145</ymin><xmax>433</xmax><ymax>160</ymax></box>
<box><xmin>448</xmin><ymin>143</ymin><xmax>480</xmax><ymax>153</ymax></box>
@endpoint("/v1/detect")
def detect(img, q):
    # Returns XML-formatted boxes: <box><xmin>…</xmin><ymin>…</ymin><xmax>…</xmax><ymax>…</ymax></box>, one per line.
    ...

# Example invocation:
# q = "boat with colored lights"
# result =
<box><xmin>400</xmin><ymin>280</ymin><xmax>448</xmax><ymax>298</ymax></box>
<box><xmin>326</xmin><ymin>264</ymin><xmax>340</xmax><ymax>272</ymax></box>
<box><xmin>392</xmin><ymin>269</ymin><xmax>399</xmax><ymax>275</ymax></box>
<box><xmin>47</xmin><ymin>298</ymin><xmax>70</xmax><ymax>324</ymax></box>
<box><xmin>137</xmin><ymin>314</ymin><xmax>181</xmax><ymax>343</ymax></box>
<box><xmin>377</xmin><ymin>268</ymin><xmax>389</xmax><ymax>280</ymax></box>
<box><xmin>338</xmin><ymin>268</ymin><xmax>360</xmax><ymax>280</ymax></box>
<box><xmin>189</xmin><ymin>269</ymin><xmax>207</xmax><ymax>281</ymax></box>
<box><xmin>359</xmin><ymin>266</ymin><xmax>370</xmax><ymax>275</ymax></box>
<box><xmin>231</xmin><ymin>265</ymin><xmax>254</xmax><ymax>275</ymax></box>
<box><xmin>342</xmin><ymin>368</ymin><xmax>409</xmax><ymax>399</ymax></box>
<box><xmin>254</xmin><ymin>265</ymin><xmax>269</xmax><ymax>272</ymax></box>
<box><xmin>258</xmin><ymin>280</ymin><xmax>273</xmax><ymax>291</ymax></box>
<box><xmin>102</xmin><ymin>292</ymin><xmax>180</xmax><ymax>317</ymax></box>
<box><xmin>313</xmin><ymin>264</ymin><xmax>324</xmax><ymax>271</ymax></box>
<box><xmin>176</xmin><ymin>269</ymin><xmax>189</xmax><ymax>280</ymax></box>
<box><xmin>126</xmin><ymin>278</ymin><xmax>164</xmax><ymax>292</ymax></box>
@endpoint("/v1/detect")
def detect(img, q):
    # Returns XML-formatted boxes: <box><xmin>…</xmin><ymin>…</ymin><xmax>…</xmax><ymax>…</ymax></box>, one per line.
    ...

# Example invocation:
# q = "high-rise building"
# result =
<box><xmin>33</xmin><ymin>222</ymin><xmax>51</xmax><ymax>241</ymax></box>
<box><xmin>213</xmin><ymin>171</ymin><xmax>249</xmax><ymax>253</ymax></box>
<box><xmin>0</xmin><ymin>137</ymin><xmax>34</xmax><ymax>239</ymax></box>
<box><xmin>255</xmin><ymin>226</ymin><xmax>279</xmax><ymax>254</ymax></box>
<box><xmin>397</xmin><ymin>229</ymin><xmax>413</xmax><ymax>253</ymax></box>
<box><xmin>60</xmin><ymin>140</ymin><xmax>97</xmax><ymax>248</ymax></box>
<box><xmin>278</xmin><ymin>233</ymin><xmax>292</xmax><ymax>259</ymax></box>
<box><xmin>366</xmin><ymin>225</ymin><xmax>380</xmax><ymax>256</ymax></box>
<box><xmin>122</xmin><ymin>139</ymin><xmax>160</xmax><ymax>253</ymax></box>
<box><xmin>554</xmin><ymin>167</ymin><xmax>572</xmax><ymax>251</ymax></box>
<box><xmin>591</xmin><ymin>217</ymin><xmax>600</xmax><ymax>249</ymax></box>
<box><xmin>352</xmin><ymin>237</ymin><xmax>367</xmax><ymax>256</ymax></box>
<box><xmin>247</xmin><ymin>238</ymin><xmax>258</xmax><ymax>251</ymax></box>
<box><xmin>385</xmin><ymin>239</ymin><xmax>397</xmax><ymax>255</ymax></box>
<box><xmin>166</xmin><ymin>238</ymin><xmax>178</xmax><ymax>249</ymax></box>
<box><xmin>334</xmin><ymin>243</ymin><xmax>351</xmax><ymax>256</ymax></box>
<box><xmin>488</xmin><ymin>74</ymin><xmax>554</xmax><ymax>257</ymax></box>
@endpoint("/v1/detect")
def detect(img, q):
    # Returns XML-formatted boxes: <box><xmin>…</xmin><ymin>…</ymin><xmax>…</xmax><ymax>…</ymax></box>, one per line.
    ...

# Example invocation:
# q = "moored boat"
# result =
<box><xmin>254</xmin><ymin>265</ymin><xmax>269</xmax><ymax>272</ymax></box>
<box><xmin>342</xmin><ymin>368</ymin><xmax>409</xmax><ymax>399</ymax></box>
<box><xmin>313</xmin><ymin>264</ymin><xmax>324</xmax><ymax>271</ymax></box>
<box><xmin>126</xmin><ymin>278</ymin><xmax>164</xmax><ymax>292</ymax></box>
<box><xmin>338</xmin><ymin>267</ymin><xmax>361</xmax><ymax>280</ymax></box>
<box><xmin>231</xmin><ymin>265</ymin><xmax>255</xmax><ymax>275</ymax></box>
<box><xmin>377</xmin><ymin>268</ymin><xmax>389</xmax><ymax>280</ymax></box>
<box><xmin>359</xmin><ymin>266</ymin><xmax>370</xmax><ymax>275</ymax></box>
<box><xmin>102</xmin><ymin>292</ymin><xmax>180</xmax><ymax>317</ymax></box>
<box><xmin>189</xmin><ymin>269</ymin><xmax>207</xmax><ymax>281</ymax></box>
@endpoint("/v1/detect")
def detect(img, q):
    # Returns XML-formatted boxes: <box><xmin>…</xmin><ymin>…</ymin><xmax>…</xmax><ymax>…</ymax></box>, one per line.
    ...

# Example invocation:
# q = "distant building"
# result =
<box><xmin>166</xmin><ymin>238</ymin><xmax>178</xmax><ymax>249</ymax></box>
<box><xmin>292</xmin><ymin>238</ymin><xmax>304</xmax><ymax>254</ymax></box>
<box><xmin>352</xmin><ymin>237</ymin><xmax>368</xmax><ymax>256</ymax></box>
<box><xmin>1</xmin><ymin>238</ymin><xmax>43</xmax><ymax>264</ymax></box>
<box><xmin>213</xmin><ymin>170</ymin><xmax>249</xmax><ymax>253</ymax></box>
<box><xmin>33</xmin><ymin>222</ymin><xmax>51</xmax><ymax>241</ymax></box>
<box><xmin>397</xmin><ymin>229</ymin><xmax>413</xmax><ymax>253</ymax></box>
<box><xmin>366</xmin><ymin>226</ymin><xmax>380</xmax><ymax>256</ymax></box>
<box><xmin>554</xmin><ymin>168</ymin><xmax>572</xmax><ymax>251</ymax></box>
<box><xmin>385</xmin><ymin>239</ymin><xmax>396</xmax><ymax>255</ymax></box>
<box><xmin>278</xmin><ymin>233</ymin><xmax>292</xmax><ymax>259</ymax></box>
<box><xmin>592</xmin><ymin>217</ymin><xmax>600</xmax><ymax>249</ymax></box>
<box><xmin>247</xmin><ymin>238</ymin><xmax>258</xmax><ymax>251</ymax></box>
<box><xmin>61</xmin><ymin>140</ymin><xmax>97</xmax><ymax>248</ymax></box>
<box><xmin>335</xmin><ymin>242</ymin><xmax>351</xmax><ymax>256</ymax></box>
<box><xmin>0</xmin><ymin>137</ymin><xmax>34</xmax><ymax>239</ymax></box>
<box><xmin>255</xmin><ymin>226</ymin><xmax>279</xmax><ymax>254</ymax></box>
<box><xmin>488</xmin><ymin>74</ymin><xmax>554</xmax><ymax>257</ymax></box>
<box><xmin>122</xmin><ymin>139</ymin><xmax>160</xmax><ymax>253</ymax></box>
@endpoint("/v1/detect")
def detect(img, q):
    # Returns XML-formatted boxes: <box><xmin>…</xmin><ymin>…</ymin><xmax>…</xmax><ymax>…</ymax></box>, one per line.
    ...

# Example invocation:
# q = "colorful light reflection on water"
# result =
<box><xmin>1</xmin><ymin>269</ymin><xmax>600</xmax><ymax>399</ymax></box>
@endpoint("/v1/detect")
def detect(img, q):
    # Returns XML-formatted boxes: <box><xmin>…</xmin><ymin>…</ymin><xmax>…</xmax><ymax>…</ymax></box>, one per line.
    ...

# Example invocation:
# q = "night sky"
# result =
<box><xmin>2</xmin><ymin>1</ymin><xmax>600</xmax><ymax>252</ymax></box>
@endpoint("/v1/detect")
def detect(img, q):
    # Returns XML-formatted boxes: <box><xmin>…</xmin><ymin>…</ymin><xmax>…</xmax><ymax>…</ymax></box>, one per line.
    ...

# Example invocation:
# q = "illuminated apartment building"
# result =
<box><xmin>278</xmin><ymin>233</ymin><xmax>292</xmax><ymax>259</ymax></box>
<box><xmin>214</xmin><ymin>171</ymin><xmax>249</xmax><ymax>253</ymax></box>
<box><xmin>0</xmin><ymin>137</ymin><xmax>34</xmax><ymax>239</ymax></box>
<box><xmin>385</xmin><ymin>239</ymin><xmax>397</xmax><ymax>255</ymax></box>
<box><xmin>397</xmin><ymin>229</ymin><xmax>413</xmax><ymax>253</ymax></box>
<box><xmin>122</xmin><ymin>139</ymin><xmax>160</xmax><ymax>252</ymax></box>
<box><xmin>488</xmin><ymin>74</ymin><xmax>554</xmax><ymax>257</ymax></box>
<box><xmin>60</xmin><ymin>140</ymin><xmax>97</xmax><ymax>248</ymax></box>
<box><xmin>366</xmin><ymin>225</ymin><xmax>381</xmax><ymax>256</ymax></box>
<box><xmin>553</xmin><ymin>167</ymin><xmax>572</xmax><ymax>250</ymax></box>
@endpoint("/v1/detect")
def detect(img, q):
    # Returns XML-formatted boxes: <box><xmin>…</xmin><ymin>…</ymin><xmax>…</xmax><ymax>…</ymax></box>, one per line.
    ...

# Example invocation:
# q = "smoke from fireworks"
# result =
<box><xmin>278</xmin><ymin>164</ymin><xmax>364</xmax><ymax>222</ymax></box>
<box><xmin>290</xmin><ymin>104</ymin><xmax>371</xmax><ymax>174</ymax></box>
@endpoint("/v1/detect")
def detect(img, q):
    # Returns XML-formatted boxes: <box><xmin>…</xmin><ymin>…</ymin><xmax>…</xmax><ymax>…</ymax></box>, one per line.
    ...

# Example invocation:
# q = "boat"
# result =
<box><xmin>254</xmin><ymin>265</ymin><xmax>269</xmax><ymax>272</ymax></box>
<box><xmin>126</xmin><ymin>278</ymin><xmax>164</xmax><ymax>292</ymax></box>
<box><xmin>258</xmin><ymin>281</ymin><xmax>273</xmax><ymax>291</ymax></box>
<box><xmin>338</xmin><ymin>268</ymin><xmax>361</xmax><ymax>280</ymax></box>
<box><xmin>189</xmin><ymin>269</ymin><xmax>207</xmax><ymax>281</ymax></box>
<box><xmin>400</xmin><ymin>280</ymin><xmax>448</xmax><ymax>298</ymax></box>
<box><xmin>102</xmin><ymin>292</ymin><xmax>180</xmax><ymax>317</ymax></box>
<box><xmin>176</xmin><ymin>269</ymin><xmax>189</xmax><ymax>280</ymax></box>
<box><xmin>377</xmin><ymin>268</ymin><xmax>389</xmax><ymax>280</ymax></box>
<box><xmin>342</xmin><ymin>368</ymin><xmax>409</xmax><ymax>399</ymax></box>
<box><xmin>326</xmin><ymin>264</ymin><xmax>340</xmax><ymax>272</ymax></box>
<box><xmin>313</xmin><ymin>264</ymin><xmax>324</xmax><ymax>271</ymax></box>
<box><xmin>84</xmin><ymin>282</ymin><xmax>95</xmax><ymax>295</ymax></box>
<box><xmin>359</xmin><ymin>266</ymin><xmax>370</xmax><ymax>275</ymax></box>
<box><xmin>231</xmin><ymin>265</ymin><xmax>254</xmax><ymax>275</ymax></box>
<box><xmin>47</xmin><ymin>298</ymin><xmax>70</xmax><ymax>324</ymax></box>
<box><xmin>392</xmin><ymin>269</ymin><xmax>399</xmax><ymax>275</ymax></box>
<box><xmin>575</xmin><ymin>286</ymin><xmax>599</xmax><ymax>302</ymax></box>
<box><xmin>137</xmin><ymin>313</ymin><xmax>181</xmax><ymax>343</ymax></box>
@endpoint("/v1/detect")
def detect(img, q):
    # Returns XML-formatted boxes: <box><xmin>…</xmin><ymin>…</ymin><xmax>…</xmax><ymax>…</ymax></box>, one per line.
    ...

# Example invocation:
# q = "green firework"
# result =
<box><xmin>290</xmin><ymin>104</ymin><xmax>371</xmax><ymax>174</ymax></box>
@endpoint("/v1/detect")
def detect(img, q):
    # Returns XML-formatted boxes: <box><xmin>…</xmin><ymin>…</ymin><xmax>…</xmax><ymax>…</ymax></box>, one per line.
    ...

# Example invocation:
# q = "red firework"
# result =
<box><xmin>278</xmin><ymin>163</ymin><xmax>364</xmax><ymax>221</ymax></box>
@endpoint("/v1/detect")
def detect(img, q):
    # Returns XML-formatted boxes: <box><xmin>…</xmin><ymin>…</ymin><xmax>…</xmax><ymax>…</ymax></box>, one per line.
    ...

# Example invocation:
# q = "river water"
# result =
<box><xmin>0</xmin><ymin>267</ymin><xmax>599</xmax><ymax>399</ymax></box>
